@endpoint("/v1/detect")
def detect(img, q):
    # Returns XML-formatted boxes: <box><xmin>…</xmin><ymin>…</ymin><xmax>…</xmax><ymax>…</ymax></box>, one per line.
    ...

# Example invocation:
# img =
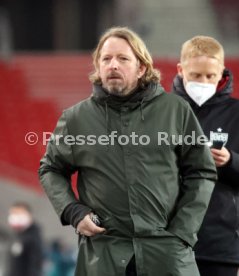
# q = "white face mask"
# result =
<box><xmin>185</xmin><ymin>81</ymin><xmax>216</xmax><ymax>106</ymax></box>
<box><xmin>8</xmin><ymin>214</ymin><xmax>32</xmax><ymax>230</ymax></box>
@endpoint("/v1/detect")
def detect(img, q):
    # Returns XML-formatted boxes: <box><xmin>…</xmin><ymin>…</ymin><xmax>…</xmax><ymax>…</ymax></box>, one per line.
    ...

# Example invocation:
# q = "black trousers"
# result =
<box><xmin>125</xmin><ymin>256</ymin><xmax>137</xmax><ymax>276</ymax></box>
<box><xmin>197</xmin><ymin>260</ymin><xmax>239</xmax><ymax>276</ymax></box>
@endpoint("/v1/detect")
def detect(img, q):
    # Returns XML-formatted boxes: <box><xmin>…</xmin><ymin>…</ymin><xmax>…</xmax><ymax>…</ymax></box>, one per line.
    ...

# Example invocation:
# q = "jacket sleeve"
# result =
<box><xmin>217</xmin><ymin>150</ymin><xmax>239</xmax><ymax>187</ymax></box>
<box><xmin>167</xmin><ymin>104</ymin><xmax>217</xmax><ymax>247</ymax></box>
<box><xmin>38</xmin><ymin>111</ymin><xmax>91</xmax><ymax>225</ymax></box>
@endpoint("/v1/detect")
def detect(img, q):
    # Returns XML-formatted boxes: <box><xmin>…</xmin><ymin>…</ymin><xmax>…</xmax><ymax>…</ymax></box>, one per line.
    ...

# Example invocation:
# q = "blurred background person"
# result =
<box><xmin>5</xmin><ymin>202</ymin><xmax>44</xmax><ymax>276</ymax></box>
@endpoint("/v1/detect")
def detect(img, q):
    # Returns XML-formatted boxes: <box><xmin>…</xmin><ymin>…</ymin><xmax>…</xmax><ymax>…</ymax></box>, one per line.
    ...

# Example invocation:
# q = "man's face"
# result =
<box><xmin>177</xmin><ymin>55</ymin><xmax>223</xmax><ymax>87</ymax></box>
<box><xmin>98</xmin><ymin>37</ymin><xmax>146</xmax><ymax>96</ymax></box>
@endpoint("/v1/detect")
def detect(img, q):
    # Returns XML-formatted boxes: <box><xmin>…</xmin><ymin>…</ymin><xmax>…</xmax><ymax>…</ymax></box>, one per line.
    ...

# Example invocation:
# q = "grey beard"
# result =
<box><xmin>102</xmin><ymin>83</ymin><xmax>125</xmax><ymax>96</ymax></box>
<box><xmin>103</xmin><ymin>83</ymin><xmax>135</xmax><ymax>97</ymax></box>
<box><xmin>108</xmin><ymin>87</ymin><xmax>125</xmax><ymax>97</ymax></box>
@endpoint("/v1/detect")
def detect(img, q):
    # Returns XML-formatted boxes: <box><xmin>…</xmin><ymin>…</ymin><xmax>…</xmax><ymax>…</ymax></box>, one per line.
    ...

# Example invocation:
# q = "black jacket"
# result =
<box><xmin>172</xmin><ymin>69</ymin><xmax>239</xmax><ymax>264</ymax></box>
<box><xmin>6</xmin><ymin>223</ymin><xmax>43</xmax><ymax>276</ymax></box>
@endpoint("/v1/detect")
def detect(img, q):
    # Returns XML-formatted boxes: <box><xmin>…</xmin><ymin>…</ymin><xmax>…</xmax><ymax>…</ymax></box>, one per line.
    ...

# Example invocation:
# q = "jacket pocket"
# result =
<box><xmin>155</xmin><ymin>227</ymin><xmax>191</xmax><ymax>249</ymax></box>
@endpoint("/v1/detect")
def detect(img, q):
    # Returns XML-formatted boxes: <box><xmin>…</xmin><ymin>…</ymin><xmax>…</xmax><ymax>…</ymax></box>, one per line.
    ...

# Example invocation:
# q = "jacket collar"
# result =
<box><xmin>92</xmin><ymin>82</ymin><xmax>164</xmax><ymax>111</ymax></box>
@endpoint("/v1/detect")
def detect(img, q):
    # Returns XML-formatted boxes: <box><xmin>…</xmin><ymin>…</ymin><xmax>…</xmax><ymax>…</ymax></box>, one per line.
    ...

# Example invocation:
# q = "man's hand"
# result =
<box><xmin>211</xmin><ymin>147</ymin><xmax>231</xmax><ymax>167</ymax></box>
<box><xmin>76</xmin><ymin>213</ymin><xmax>106</xmax><ymax>236</ymax></box>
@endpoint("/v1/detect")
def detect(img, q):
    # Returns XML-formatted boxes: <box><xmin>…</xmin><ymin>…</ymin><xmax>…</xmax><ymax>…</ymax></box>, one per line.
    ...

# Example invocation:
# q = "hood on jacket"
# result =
<box><xmin>172</xmin><ymin>69</ymin><xmax>233</xmax><ymax>106</ymax></box>
<box><xmin>91</xmin><ymin>82</ymin><xmax>164</xmax><ymax>131</ymax></box>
